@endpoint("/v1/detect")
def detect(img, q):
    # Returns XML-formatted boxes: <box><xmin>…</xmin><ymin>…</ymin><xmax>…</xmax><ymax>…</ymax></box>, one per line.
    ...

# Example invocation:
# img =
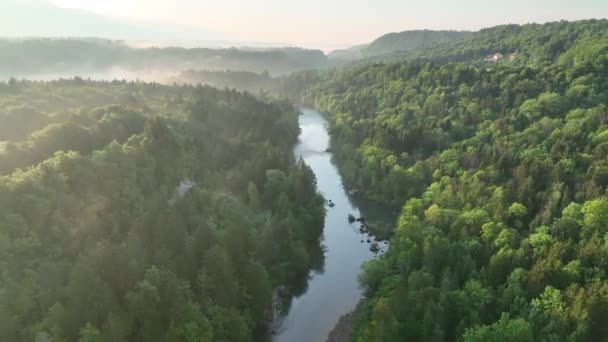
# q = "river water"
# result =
<box><xmin>272</xmin><ymin>108</ymin><xmax>391</xmax><ymax>342</ymax></box>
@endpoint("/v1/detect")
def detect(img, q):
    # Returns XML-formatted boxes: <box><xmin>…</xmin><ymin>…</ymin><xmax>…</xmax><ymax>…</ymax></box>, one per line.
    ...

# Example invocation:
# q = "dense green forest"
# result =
<box><xmin>0</xmin><ymin>80</ymin><xmax>325</xmax><ymax>341</ymax></box>
<box><xmin>328</xmin><ymin>30</ymin><xmax>469</xmax><ymax>62</ymax></box>
<box><xmin>386</xmin><ymin>19</ymin><xmax>608</xmax><ymax>64</ymax></box>
<box><xmin>177</xmin><ymin>70</ymin><xmax>280</xmax><ymax>95</ymax></box>
<box><xmin>297</xmin><ymin>19</ymin><xmax>608</xmax><ymax>341</ymax></box>
<box><xmin>327</xmin><ymin>19</ymin><xmax>608</xmax><ymax>65</ymax></box>
<box><xmin>0</xmin><ymin>38</ymin><xmax>328</xmax><ymax>78</ymax></box>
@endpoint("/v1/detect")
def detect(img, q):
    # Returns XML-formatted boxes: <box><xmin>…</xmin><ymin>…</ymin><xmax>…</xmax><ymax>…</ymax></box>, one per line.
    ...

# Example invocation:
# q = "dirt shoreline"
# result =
<box><xmin>326</xmin><ymin>300</ymin><xmax>365</xmax><ymax>342</ymax></box>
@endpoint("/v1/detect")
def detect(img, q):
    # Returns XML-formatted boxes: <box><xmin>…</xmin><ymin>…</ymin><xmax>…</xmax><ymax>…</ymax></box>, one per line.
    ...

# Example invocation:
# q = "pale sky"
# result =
<box><xmin>39</xmin><ymin>0</ymin><xmax>608</xmax><ymax>47</ymax></box>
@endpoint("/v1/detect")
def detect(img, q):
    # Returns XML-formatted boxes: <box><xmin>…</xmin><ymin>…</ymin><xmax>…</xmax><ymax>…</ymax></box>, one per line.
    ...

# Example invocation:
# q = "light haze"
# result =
<box><xmin>4</xmin><ymin>0</ymin><xmax>608</xmax><ymax>49</ymax></box>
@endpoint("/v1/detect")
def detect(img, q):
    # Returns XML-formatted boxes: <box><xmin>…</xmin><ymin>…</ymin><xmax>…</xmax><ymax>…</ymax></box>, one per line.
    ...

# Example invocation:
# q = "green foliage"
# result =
<box><xmin>381</xmin><ymin>19</ymin><xmax>608</xmax><ymax>65</ymax></box>
<box><xmin>0</xmin><ymin>80</ymin><xmax>324</xmax><ymax>341</ymax></box>
<box><xmin>463</xmin><ymin>314</ymin><xmax>533</xmax><ymax>342</ymax></box>
<box><xmin>78</xmin><ymin>323</ymin><xmax>102</xmax><ymax>342</ymax></box>
<box><xmin>5</xmin><ymin>18</ymin><xmax>608</xmax><ymax>342</ymax></box>
<box><xmin>296</xmin><ymin>19</ymin><xmax>608</xmax><ymax>342</ymax></box>
<box><xmin>327</xmin><ymin>20</ymin><xmax>608</xmax><ymax>67</ymax></box>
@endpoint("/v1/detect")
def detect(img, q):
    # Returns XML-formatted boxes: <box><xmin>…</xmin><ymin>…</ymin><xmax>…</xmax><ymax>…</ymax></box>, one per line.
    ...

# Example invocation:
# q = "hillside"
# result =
<box><xmin>0</xmin><ymin>80</ymin><xmax>325</xmax><ymax>341</ymax></box>
<box><xmin>297</xmin><ymin>18</ymin><xmax>608</xmax><ymax>341</ymax></box>
<box><xmin>361</xmin><ymin>30</ymin><xmax>469</xmax><ymax>58</ymax></box>
<box><xmin>327</xmin><ymin>45</ymin><xmax>368</xmax><ymax>63</ymax></box>
<box><xmin>327</xmin><ymin>30</ymin><xmax>467</xmax><ymax>62</ymax></box>
<box><xmin>328</xmin><ymin>19</ymin><xmax>608</xmax><ymax>65</ymax></box>
<box><xmin>0</xmin><ymin>38</ymin><xmax>328</xmax><ymax>79</ymax></box>
<box><xmin>407</xmin><ymin>19</ymin><xmax>608</xmax><ymax>64</ymax></box>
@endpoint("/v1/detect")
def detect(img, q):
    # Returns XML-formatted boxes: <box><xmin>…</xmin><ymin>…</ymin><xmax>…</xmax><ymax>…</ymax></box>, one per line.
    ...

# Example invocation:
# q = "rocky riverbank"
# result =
<box><xmin>326</xmin><ymin>301</ymin><xmax>365</xmax><ymax>342</ymax></box>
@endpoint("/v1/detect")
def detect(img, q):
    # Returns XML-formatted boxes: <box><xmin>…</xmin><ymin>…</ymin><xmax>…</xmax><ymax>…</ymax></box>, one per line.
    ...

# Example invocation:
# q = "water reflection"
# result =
<box><xmin>271</xmin><ymin>108</ymin><xmax>395</xmax><ymax>342</ymax></box>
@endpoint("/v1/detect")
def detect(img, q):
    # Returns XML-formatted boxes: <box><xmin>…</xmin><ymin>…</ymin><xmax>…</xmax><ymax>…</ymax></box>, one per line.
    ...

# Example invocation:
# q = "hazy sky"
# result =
<box><xmin>43</xmin><ymin>0</ymin><xmax>608</xmax><ymax>47</ymax></box>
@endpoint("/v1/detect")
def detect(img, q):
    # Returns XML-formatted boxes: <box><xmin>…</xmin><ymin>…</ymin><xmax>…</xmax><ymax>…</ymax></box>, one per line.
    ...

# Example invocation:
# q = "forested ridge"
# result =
<box><xmin>0</xmin><ymin>80</ymin><xmax>325</xmax><ymax>341</ymax></box>
<box><xmin>177</xmin><ymin>70</ymin><xmax>282</xmax><ymax>96</ymax></box>
<box><xmin>357</xmin><ymin>30</ymin><xmax>468</xmax><ymax>59</ymax></box>
<box><xmin>0</xmin><ymin>38</ymin><xmax>328</xmax><ymax>78</ymax></box>
<box><xmin>327</xmin><ymin>30</ymin><xmax>468</xmax><ymax>63</ymax></box>
<box><xmin>297</xmin><ymin>19</ymin><xmax>608</xmax><ymax>341</ymax></box>
<box><xmin>326</xmin><ymin>19</ymin><xmax>608</xmax><ymax>66</ymax></box>
<box><xmin>406</xmin><ymin>19</ymin><xmax>608</xmax><ymax>65</ymax></box>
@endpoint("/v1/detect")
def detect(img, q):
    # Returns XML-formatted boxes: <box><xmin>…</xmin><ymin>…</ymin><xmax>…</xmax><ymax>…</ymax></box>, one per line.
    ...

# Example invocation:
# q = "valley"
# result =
<box><xmin>1</xmin><ymin>8</ymin><xmax>608</xmax><ymax>341</ymax></box>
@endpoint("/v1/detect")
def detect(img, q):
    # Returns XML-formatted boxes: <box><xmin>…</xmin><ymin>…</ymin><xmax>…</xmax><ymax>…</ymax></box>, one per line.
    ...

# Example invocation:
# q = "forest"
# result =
<box><xmin>3</xmin><ymin>16</ymin><xmax>608</xmax><ymax>342</ymax></box>
<box><xmin>0</xmin><ymin>80</ymin><xmax>325</xmax><ymax>341</ymax></box>
<box><xmin>0</xmin><ymin>38</ymin><xmax>328</xmax><ymax>79</ymax></box>
<box><xmin>295</xmin><ymin>18</ymin><xmax>608</xmax><ymax>341</ymax></box>
<box><xmin>391</xmin><ymin>19</ymin><xmax>608</xmax><ymax>65</ymax></box>
<box><xmin>177</xmin><ymin>70</ymin><xmax>280</xmax><ymax>95</ymax></box>
<box><xmin>328</xmin><ymin>30</ymin><xmax>468</xmax><ymax>62</ymax></box>
<box><xmin>326</xmin><ymin>19</ymin><xmax>608</xmax><ymax>65</ymax></box>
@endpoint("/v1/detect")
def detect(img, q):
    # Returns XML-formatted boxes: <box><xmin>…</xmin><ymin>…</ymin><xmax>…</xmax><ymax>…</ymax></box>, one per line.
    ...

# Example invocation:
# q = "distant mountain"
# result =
<box><xmin>0</xmin><ymin>0</ymin><xmax>221</xmax><ymax>41</ymax></box>
<box><xmin>0</xmin><ymin>38</ymin><xmax>328</xmax><ymax>79</ymax></box>
<box><xmin>326</xmin><ymin>44</ymin><xmax>368</xmax><ymax>63</ymax></box>
<box><xmin>328</xmin><ymin>30</ymin><xmax>468</xmax><ymax>61</ymax></box>
<box><xmin>361</xmin><ymin>30</ymin><xmax>469</xmax><ymax>57</ymax></box>
<box><xmin>394</xmin><ymin>19</ymin><xmax>608</xmax><ymax>64</ymax></box>
<box><xmin>329</xmin><ymin>20</ymin><xmax>608</xmax><ymax>65</ymax></box>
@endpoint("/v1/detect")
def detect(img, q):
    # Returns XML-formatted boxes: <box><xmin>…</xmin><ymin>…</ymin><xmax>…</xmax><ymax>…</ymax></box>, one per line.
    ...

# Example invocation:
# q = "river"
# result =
<box><xmin>272</xmin><ymin>108</ymin><xmax>392</xmax><ymax>342</ymax></box>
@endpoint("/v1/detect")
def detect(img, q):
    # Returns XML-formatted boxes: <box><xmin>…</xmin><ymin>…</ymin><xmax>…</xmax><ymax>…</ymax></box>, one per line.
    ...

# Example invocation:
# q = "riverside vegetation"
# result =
<box><xmin>0</xmin><ymin>80</ymin><xmax>325</xmax><ymax>341</ymax></box>
<box><xmin>298</xmin><ymin>18</ymin><xmax>608</xmax><ymax>342</ymax></box>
